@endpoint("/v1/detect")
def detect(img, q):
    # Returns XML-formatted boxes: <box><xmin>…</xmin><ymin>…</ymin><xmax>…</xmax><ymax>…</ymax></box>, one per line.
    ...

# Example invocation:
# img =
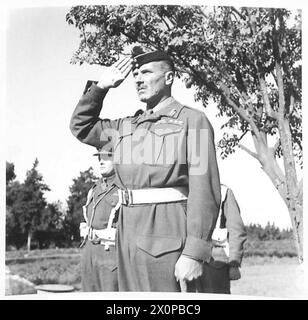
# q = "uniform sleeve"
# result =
<box><xmin>181</xmin><ymin>112</ymin><xmax>221</xmax><ymax>263</ymax></box>
<box><xmin>224</xmin><ymin>189</ymin><xmax>247</xmax><ymax>266</ymax></box>
<box><xmin>70</xmin><ymin>83</ymin><xmax>122</xmax><ymax>149</ymax></box>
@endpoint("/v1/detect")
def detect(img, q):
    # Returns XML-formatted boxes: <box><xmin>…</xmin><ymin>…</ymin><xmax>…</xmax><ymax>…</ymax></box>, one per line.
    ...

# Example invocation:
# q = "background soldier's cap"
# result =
<box><xmin>131</xmin><ymin>46</ymin><xmax>174</xmax><ymax>71</ymax></box>
<box><xmin>93</xmin><ymin>147</ymin><xmax>113</xmax><ymax>158</ymax></box>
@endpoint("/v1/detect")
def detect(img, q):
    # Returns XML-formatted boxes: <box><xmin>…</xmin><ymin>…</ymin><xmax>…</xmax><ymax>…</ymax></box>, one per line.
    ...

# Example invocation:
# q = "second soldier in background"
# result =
<box><xmin>79</xmin><ymin>147</ymin><xmax>120</xmax><ymax>291</ymax></box>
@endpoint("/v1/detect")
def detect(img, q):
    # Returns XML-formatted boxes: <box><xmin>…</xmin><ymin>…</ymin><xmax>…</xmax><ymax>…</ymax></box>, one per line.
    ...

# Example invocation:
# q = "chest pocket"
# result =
<box><xmin>113</xmin><ymin>121</ymin><xmax>134</xmax><ymax>164</ymax></box>
<box><xmin>143</xmin><ymin>119</ymin><xmax>185</xmax><ymax>166</ymax></box>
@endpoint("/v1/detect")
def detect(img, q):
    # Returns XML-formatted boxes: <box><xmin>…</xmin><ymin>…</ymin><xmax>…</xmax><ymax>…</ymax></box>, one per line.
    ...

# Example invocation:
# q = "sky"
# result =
<box><xmin>2</xmin><ymin>2</ymin><xmax>306</xmax><ymax>230</ymax></box>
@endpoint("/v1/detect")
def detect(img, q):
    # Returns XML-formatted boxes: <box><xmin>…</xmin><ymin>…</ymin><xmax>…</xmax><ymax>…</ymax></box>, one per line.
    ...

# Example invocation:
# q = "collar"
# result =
<box><xmin>133</xmin><ymin>97</ymin><xmax>184</xmax><ymax>125</ymax></box>
<box><xmin>153</xmin><ymin>97</ymin><xmax>185</xmax><ymax>119</ymax></box>
<box><xmin>150</xmin><ymin>96</ymin><xmax>175</xmax><ymax>114</ymax></box>
<box><xmin>95</xmin><ymin>176</ymin><xmax>115</xmax><ymax>194</ymax></box>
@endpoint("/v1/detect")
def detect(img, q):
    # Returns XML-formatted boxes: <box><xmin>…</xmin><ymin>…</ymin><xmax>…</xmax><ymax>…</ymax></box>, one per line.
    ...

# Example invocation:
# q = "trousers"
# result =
<box><xmin>81</xmin><ymin>241</ymin><xmax>118</xmax><ymax>292</ymax></box>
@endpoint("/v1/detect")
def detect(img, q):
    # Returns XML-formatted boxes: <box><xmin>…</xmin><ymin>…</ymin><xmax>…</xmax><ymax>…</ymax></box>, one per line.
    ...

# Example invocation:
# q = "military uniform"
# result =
<box><xmin>80</xmin><ymin>176</ymin><xmax>120</xmax><ymax>292</ymax></box>
<box><xmin>202</xmin><ymin>185</ymin><xmax>247</xmax><ymax>294</ymax></box>
<box><xmin>71</xmin><ymin>83</ymin><xmax>221</xmax><ymax>291</ymax></box>
<box><xmin>71</xmin><ymin>48</ymin><xmax>221</xmax><ymax>292</ymax></box>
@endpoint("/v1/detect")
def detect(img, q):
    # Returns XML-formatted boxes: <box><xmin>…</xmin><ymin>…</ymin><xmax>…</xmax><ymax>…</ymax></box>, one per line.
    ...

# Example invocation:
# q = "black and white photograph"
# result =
<box><xmin>1</xmin><ymin>0</ymin><xmax>307</xmax><ymax>300</ymax></box>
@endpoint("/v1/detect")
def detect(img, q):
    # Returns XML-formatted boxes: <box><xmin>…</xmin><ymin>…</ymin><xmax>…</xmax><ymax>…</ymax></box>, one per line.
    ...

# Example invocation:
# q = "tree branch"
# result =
<box><xmin>230</xmin><ymin>7</ymin><xmax>247</xmax><ymax>21</ymax></box>
<box><xmin>297</xmin><ymin>178</ymin><xmax>303</xmax><ymax>199</ymax></box>
<box><xmin>260</xmin><ymin>130</ymin><xmax>268</xmax><ymax>146</ymax></box>
<box><xmin>258</xmin><ymin>75</ymin><xmax>279</xmax><ymax>119</ymax></box>
<box><xmin>239</xmin><ymin>144</ymin><xmax>259</xmax><ymax>160</ymax></box>
<box><xmin>275</xmin><ymin>61</ymin><xmax>286</xmax><ymax>116</ymax></box>
<box><xmin>286</xmin><ymin>94</ymin><xmax>295</xmax><ymax>117</ymax></box>
<box><xmin>160</xmin><ymin>16</ymin><xmax>172</xmax><ymax>31</ymax></box>
<box><xmin>246</xmin><ymin>8</ymin><xmax>280</xmax><ymax>122</ymax></box>
<box><xmin>239</xmin><ymin>90</ymin><xmax>257</xmax><ymax>118</ymax></box>
<box><xmin>272</xmin><ymin>138</ymin><xmax>280</xmax><ymax>156</ymax></box>
<box><xmin>219</xmin><ymin>83</ymin><xmax>261</xmax><ymax>139</ymax></box>
<box><xmin>238</xmin><ymin>129</ymin><xmax>249</xmax><ymax>142</ymax></box>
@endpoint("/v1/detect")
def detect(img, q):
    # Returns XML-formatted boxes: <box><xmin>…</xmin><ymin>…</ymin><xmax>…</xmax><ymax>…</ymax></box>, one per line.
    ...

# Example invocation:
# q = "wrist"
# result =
<box><xmin>181</xmin><ymin>254</ymin><xmax>203</xmax><ymax>263</ymax></box>
<box><xmin>228</xmin><ymin>260</ymin><xmax>240</xmax><ymax>268</ymax></box>
<box><xmin>97</xmin><ymin>81</ymin><xmax>111</xmax><ymax>90</ymax></box>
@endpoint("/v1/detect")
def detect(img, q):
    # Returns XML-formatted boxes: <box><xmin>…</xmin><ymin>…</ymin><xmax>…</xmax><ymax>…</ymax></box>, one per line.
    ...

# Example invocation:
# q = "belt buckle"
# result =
<box><xmin>119</xmin><ymin>189</ymin><xmax>133</xmax><ymax>205</ymax></box>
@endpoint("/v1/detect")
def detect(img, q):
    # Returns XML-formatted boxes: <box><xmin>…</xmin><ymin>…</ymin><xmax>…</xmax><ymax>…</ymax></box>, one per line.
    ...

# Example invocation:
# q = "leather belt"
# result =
<box><xmin>118</xmin><ymin>186</ymin><xmax>188</xmax><ymax>206</ymax></box>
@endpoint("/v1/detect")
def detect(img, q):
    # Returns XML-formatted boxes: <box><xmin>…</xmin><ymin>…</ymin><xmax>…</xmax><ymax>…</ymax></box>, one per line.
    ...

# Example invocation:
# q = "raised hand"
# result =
<box><xmin>97</xmin><ymin>56</ymin><xmax>132</xmax><ymax>90</ymax></box>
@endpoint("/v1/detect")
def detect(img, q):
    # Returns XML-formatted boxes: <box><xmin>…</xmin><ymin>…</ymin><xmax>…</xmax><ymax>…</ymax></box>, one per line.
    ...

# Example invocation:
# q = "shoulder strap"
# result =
<box><xmin>215</xmin><ymin>185</ymin><xmax>229</xmax><ymax>229</ymax></box>
<box><xmin>82</xmin><ymin>186</ymin><xmax>94</xmax><ymax>224</ymax></box>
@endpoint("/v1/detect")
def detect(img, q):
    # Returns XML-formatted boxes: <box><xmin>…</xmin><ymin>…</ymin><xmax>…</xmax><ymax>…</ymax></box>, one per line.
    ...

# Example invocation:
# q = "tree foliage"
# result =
<box><xmin>35</xmin><ymin>201</ymin><xmax>66</xmax><ymax>249</ymax></box>
<box><xmin>6</xmin><ymin>161</ymin><xmax>16</xmax><ymax>185</ymax></box>
<box><xmin>246</xmin><ymin>222</ymin><xmax>293</xmax><ymax>241</ymax></box>
<box><xmin>6</xmin><ymin>182</ymin><xmax>25</xmax><ymax>249</ymax></box>
<box><xmin>16</xmin><ymin>159</ymin><xmax>50</xmax><ymax>236</ymax></box>
<box><xmin>6</xmin><ymin>159</ymin><xmax>50</xmax><ymax>250</ymax></box>
<box><xmin>6</xmin><ymin>161</ymin><xmax>97</xmax><ymax>249</ymax></box>
<box><xmin>66</xmin><ymin>5</ymin><xmax>301</xmax><ymax>163</ymax></box>
<box><xmin>64</xmin><ymin>167</ymin><xmax>98</xmax><ymax>244</ymax></box>
<box><xmin>6</xmin><ymin>162</ymin><xmax>24</xmax><ymax>249</ymax></box>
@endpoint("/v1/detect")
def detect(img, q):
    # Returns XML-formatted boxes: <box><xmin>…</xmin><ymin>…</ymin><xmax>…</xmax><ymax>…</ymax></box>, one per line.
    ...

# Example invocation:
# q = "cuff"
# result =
<box><xmin>86</xmin><ymin>83</ymin><xmax>109</xmax><ymax>101</ymax></box>
<box><xmin>228</xmin><ymin>260</ymin><xmax>241</xmax><ymax>268</ymax></box>
<box><xmin>182</xmin><ymin>236</ymin><xmax>212</xmax><ymax>263</ymax></box>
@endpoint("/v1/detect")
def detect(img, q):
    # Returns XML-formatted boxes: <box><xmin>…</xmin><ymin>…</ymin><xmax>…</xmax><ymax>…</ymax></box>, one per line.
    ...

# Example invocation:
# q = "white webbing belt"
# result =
<box><xmin>80</xmin><ymin>186</ymin><xmax>188</xmax><ymax>250</ymax></box>
<box><xmin>118</xmin><ymin>186</ymin><xmax>188</xmax><ymax>205</ymax></box>
<box><xmin>211</xmin><ymin>185</ymin><xmax>229</xmax><ymax>256</ymax></box>
<box><xmin>90</xmin><ymin>200</ymin><xmax>121</xmax><ymax>250</ymax></box>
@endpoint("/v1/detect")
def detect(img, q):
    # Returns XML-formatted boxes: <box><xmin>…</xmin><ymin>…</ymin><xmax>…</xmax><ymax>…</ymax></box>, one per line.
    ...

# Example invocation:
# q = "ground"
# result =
<box><xmin>231</xmin><ymin>257</ymin><xmax>305</xmax><ymax>298</ymax></box>
<box><xmin>5</xmin><ymin>253</ymin><xmax>306</xmax><ymax>298</ymax></box>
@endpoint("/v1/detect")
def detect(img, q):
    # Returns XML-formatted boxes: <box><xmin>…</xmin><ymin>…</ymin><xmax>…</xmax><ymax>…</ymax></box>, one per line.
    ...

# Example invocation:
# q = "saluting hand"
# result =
<box><xmin>97</xmin><ymin>56</ymin><xmax>132</xmax><ymax>90</ymax></box>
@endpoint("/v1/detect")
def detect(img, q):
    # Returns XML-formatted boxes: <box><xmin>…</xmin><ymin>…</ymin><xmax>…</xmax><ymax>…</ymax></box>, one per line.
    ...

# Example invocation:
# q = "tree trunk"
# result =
<box><xmin>288</xmin><ymin>197</ymin><xmax>303</xmax><ymax>263</ymax></box>
<box><xmin>278</xmin><ymin>117</ymin><xmax>303</xmax><ymax>264</ymax></box>
<box><xmin>247</xmin><ymin>131</ymin><xmax>303</xmax><ymax>263</ymax></box>
<box><xmin>27</xmin><ymin>232</ymin><xmax>32</xmax><ymax>252</ymax></box>
<box><xmin>261</xmin><ymin>160</ymin><xmax>303</xmax><ymax>263</ymax></box>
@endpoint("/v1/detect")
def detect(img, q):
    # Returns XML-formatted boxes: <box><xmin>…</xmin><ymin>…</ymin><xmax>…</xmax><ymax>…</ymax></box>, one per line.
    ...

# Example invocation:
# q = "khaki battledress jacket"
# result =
<box><xmin>71</xmin><ymin>84</ymin><xmax>221</xmax><ymax>292</ymax></box>
<box><xmin>212</xmin><ymin>188</ymin><xmax>247</xmax><ymax>267</ymax></box>
<box><xmin>81</xmin><ymin>177</ymin><xmax>119</xmax><ymax>292</ymax></box>
<box><xmin>203</xmin><ymin>187</ymin><xmax>247</xmax><ymax>294</ymax></box>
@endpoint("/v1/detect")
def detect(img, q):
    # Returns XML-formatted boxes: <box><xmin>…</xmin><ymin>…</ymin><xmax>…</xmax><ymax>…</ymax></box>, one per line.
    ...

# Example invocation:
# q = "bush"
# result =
<box><xmin>244</xmin><ymin>239</ymin><xmax>297</xmax><ymax>258</ymax></box>
<box><xmin>246</xmin><ymin>223</ymin><xmax>293</xmax><ymax>241</ymax></box>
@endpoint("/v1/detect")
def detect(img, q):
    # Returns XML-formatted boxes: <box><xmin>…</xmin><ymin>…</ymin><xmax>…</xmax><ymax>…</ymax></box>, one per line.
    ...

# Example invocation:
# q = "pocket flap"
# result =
<box><xmin>150</xmin><ymin>122</ymin><xmax>183</xmax><ymax>137</ymax></box>
<box><xmin>118</xmin><ymin>120</ymin><xmax>134</xmax><ymax>138</ymax></box>
<box><xmin>136</xmin><ymin>235</ymin><xmax>182</xmax><ymax>257</ymax></box>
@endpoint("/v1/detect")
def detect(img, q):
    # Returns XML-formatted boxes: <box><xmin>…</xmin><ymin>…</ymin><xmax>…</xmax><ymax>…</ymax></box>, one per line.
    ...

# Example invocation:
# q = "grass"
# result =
<box><xmin>5</xmin><ymin>240</ymin><xmax>305</xmax><ymax>298</ymax></box>
<box><xmin>7</xmin><ymin>257</ymin><xmax>81</xmax><ymax>288</ymax></box>
<box><xmin>231</xmin><ymin>256</ymin><xmax>305</xmax><ymax>298</ymax></box>
<box><xmin>5</xmin><ymin>247</ymin><xmax>81</xmax><ymax>260</ymax></box>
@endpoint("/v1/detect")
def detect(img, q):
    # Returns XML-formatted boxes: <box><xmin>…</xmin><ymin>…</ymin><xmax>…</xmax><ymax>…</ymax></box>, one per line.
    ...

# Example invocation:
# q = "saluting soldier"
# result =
<box><xmin>79</xmin><ymin>147</ymin><xmax>120</xmax><ymax>292</ymax></box>
<box><xmin>71</xmin><ymin>47</ymin><xmax>221</xmax><ymax>292</ymax></box>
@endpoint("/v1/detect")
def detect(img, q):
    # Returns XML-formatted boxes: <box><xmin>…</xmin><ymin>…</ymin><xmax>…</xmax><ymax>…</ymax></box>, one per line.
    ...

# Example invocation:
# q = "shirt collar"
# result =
<box><xmin>150</xmin><ymin>96</ymin><xmax>175</xmax><ymax>114</ymax></box>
